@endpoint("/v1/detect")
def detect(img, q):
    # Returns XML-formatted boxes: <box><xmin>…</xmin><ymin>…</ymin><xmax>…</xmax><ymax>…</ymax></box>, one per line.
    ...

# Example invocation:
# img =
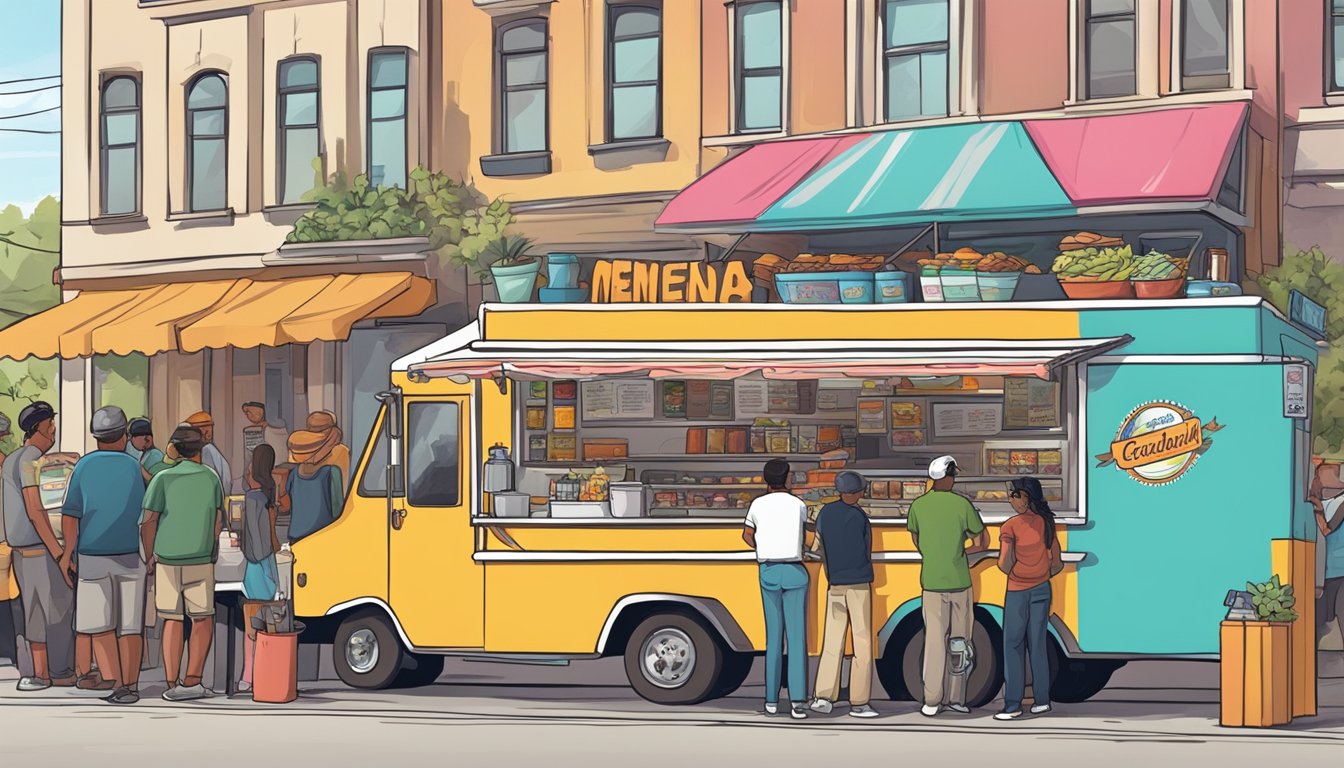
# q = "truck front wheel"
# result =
<box><xmin>623</xmin><ymin>613</ymin><xmax>726</xmax><ymax>705</ymax></box>
<box><xmin>334</xmin><ymin>610</ymin><xmax>406</xmax><ymax>690</ymax></box>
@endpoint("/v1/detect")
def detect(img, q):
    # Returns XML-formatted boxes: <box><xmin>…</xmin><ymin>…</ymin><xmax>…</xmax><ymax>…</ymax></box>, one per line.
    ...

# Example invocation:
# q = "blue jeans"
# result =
<box><xmin>1003</xmin><ymin>582</ymin><xmax>1052</xmax><ymax>711</ymax></box>
<box><xmin>759</xmin><ymin>562</ymin><xmax>809</xmax><ymax>705</ymax></box>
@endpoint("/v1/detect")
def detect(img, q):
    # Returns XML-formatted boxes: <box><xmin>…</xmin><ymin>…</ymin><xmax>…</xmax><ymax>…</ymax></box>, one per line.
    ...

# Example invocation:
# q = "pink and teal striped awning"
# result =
<box><xmin>654</xmin><ymin>103</ymin><xmax>1248</xmax><ymax>234</ymax></box>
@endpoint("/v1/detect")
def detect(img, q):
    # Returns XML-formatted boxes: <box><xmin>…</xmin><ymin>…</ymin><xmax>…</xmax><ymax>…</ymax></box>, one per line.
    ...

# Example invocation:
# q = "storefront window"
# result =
<box><xmin>93</xmin><ymin>353</ymin><xmax>150</xmax><ymax>420</ymax></box>
<box><xmin>407</xmin><ymin>402</ymin><xmax>460</xmax><ymax>507</ymax></box>
<box><xmin>881</xmin><ymin>0</ymin><xmax>950</xmax><ymax>121</ymax></box>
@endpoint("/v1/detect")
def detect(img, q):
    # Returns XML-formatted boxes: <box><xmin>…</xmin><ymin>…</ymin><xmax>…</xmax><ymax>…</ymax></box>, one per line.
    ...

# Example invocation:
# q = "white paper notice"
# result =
<box><xmin>582</xmin><ymin>380</ymin><xmax>655</xmax><ymax>420</ymax></box>
<box><xmin>735</xmin><ymin>380</ymin><xmax>770</xmax><ymax>417</ymax></box>
<box><xmin>933</xmin><ymin>403</ymin><xmax>1003</xmax><ymax>437</ymax></box>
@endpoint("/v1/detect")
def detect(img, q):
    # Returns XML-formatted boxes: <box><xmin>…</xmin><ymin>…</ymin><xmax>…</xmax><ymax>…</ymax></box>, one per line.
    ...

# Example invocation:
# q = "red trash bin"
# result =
<box><xmin>253</xmin><ymin>630</ymin><xmax>299</xmax><ymax>704</ymax></box>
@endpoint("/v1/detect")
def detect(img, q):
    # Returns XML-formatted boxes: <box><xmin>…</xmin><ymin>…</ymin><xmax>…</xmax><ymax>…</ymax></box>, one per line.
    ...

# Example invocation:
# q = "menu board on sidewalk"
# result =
<box><xmin>1003</xmin><ymin>378</ymin><xmax>1061</xmax><ymax>429</ymax></box>
<box><xmin>932</xmin><ymin>403</ymin><xmax>1003</xmax><ymax>437</ymax></box>
<box><xmin>581</xmin><ymin>379</ymin><xmax>656</xmax><ymax>421</ymax></box>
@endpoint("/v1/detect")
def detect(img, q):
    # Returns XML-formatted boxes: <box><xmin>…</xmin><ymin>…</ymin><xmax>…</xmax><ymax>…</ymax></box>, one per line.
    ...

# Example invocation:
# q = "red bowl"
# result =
<box><xmin>1058</xmin><ymin>278</ymin><xmax>1136</xmax><ymax>300</ymax></box>
<box><xmin>1133</xmin><ymin>277</ymin><xmax>1186</xmax><ymax>299</ymax></box>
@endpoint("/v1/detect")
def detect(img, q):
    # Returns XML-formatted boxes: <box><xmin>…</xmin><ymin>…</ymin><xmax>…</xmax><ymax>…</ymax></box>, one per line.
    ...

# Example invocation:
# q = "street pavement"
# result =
<box><xmin>4</xmin><ymin>657</ymin><xmax>1344</xmax><ymax>767</ymax></box>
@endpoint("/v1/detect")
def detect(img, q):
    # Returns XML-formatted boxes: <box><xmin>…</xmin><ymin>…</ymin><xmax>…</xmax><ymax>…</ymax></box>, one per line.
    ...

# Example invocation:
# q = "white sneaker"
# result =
<box><xmin>789</xmin><ymin>703</ymin><xmax>808</xmax><ymax>720</ymax></box>
<box><xmin>946</xmin><ymin>703</ymin><xmax>972</xmax><ymax>714</ymax></box>
<box><xmin>994</xmin><ymin>709</ymin><xmax>1023</xmax><ymax>721</ymax></box>
<box><xmin>920</xmin><ymin>704</ymin><xmax>940</xmax><ymax>717</ymax></box>
<box><xmin>809</xmin><ymin>698</ymin><xmax>834</xmax><ymax>714</ymax></box>
<box><xmin>16</xmin><ymin>677</ymin><xmax>51</xmax><ymax>692</ymax></box>
<box><xmin>1030</xmin><ymin>704</ymin><xmax>1052</xmax><ymax>715</ymax></box>
<box><xmin>162</xmin><ymin>684</ymin><xmax>211</xmax><ymax>702</ymax></box>
<box><xmin>849</xmin><ymin>705</ymin><xmax>880</xmax><ymax>718</ymax></box>
<box><xmin>764</xmin><ymin>702</ymin><xmax>778</xmax><ymax>715</ymax></box>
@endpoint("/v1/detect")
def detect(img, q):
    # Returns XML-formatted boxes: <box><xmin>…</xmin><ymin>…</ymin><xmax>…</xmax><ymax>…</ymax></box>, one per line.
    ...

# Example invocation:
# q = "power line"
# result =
<box><xmin>0</xmin><ymin>105</ymin><xmax>58</xmax><ymax>121</ymax></box>
<box><xmin>0</xmin><ymin>83</ymin><xmax>60</xmax><ymax>97</ymax></box>
<box><xmin>0</xmin><ymin>75</ymin><xmax>58</xmax><ymax>87</ymax></box>
<box><xmin>0</xmin><ymin>236</ymin><xmax>59</xmax><ymax>254</ymax></box>
<box><xmin>0</xmin><ymin>128</ymin><xmax>58</xmax><ymax>135</ymax></box>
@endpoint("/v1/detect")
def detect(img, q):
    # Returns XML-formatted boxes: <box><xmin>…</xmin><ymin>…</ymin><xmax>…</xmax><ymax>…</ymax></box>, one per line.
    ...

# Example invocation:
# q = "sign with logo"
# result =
<box><xmin>1096</xmin><ymin>401</ymin><xmax>1224</xmax><ymax>486</ymax></box>
<box><xmin>1283</xmin><ymin>363</ymin><xmax>1310</xmax><ymax>420</ymax></box>
<box><xmin>1289</xmin><ymin>289</ymin><xmax>1327</xmax><ymax>341</ymax></box>
<box><xmin>590</xmin><ymin>259</ymin><xmax>752</xmax><ymax>303</ymax></box>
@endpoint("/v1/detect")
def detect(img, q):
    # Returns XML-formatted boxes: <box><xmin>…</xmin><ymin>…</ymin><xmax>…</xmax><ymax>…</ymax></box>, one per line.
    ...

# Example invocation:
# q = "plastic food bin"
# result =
<box><xmin>977</xmin><ymin>272</ymin><xmax>1021</xmax><ymax>302</ymax></box>
<box><xmin>874</xmin><ymin>271</ymin><xmax>911</xmax><ymax>303</ymax></box>
<box><xmin>940</xmin><ymin>269</ymin><xmax>979</xmax><ymax>302</ymax></box>
<box><xmin>610</xmin><ymin>483</ymin><xmax>648</xmax><ymax>518</ymax></box>
<box><xmin>920</xmin><ymin>270</ymin><xmax>945</xmax><ymax>302</ymax></box>
<box><xmin>775</xmin><ymin>272</ymin><xmax>875</xmax><ymax>304</ymax></box>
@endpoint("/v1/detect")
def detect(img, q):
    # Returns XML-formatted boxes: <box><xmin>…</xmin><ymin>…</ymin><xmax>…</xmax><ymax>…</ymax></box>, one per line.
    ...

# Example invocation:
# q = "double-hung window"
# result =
<box><xmin>734</xmin><ymin>1</ymin><xmax>783</xmax><ymax>133</ymax></box>
<box><xmin>368</xmin><ymin>49</ymin><xmax>409</xmax><ymax>189</ymax></box>
<box><xmin>607</xmin><ymin>3</ymin><xmax>662</xmax><ymax>142</ymax></box>
<box><xmin>881</xmin><ymin>0</ymin><xmax>950</xmax><ymax>121</ymax></box>
<box><xmin>1083</xmin><ymin>0</ymin><xmax>1137</xmax><ymax>99</ymax></box>
<box><xmin>498</xmin><ymin>20</ymin><xmax>548</xmax><ymax>154</ymax></box>
<box><xmin>100</xmin><ymin>75</ymin><xmax>140</xmax><ymax>216</ymax></box>
<box><xmin>278</xmin><ymin>57</ymin><xmax>321</xmax><ymax>204</ymax></box>
<box><xmin>1180</xmin><ymin>0</ymin><xmax>1229</xmax><ymax>91</ymax></box>
<box><xmin>186</xmin><ymin>72</ymin><xmax>228</xmax><ymax>212</ymax></box>
<box><xmin>1331</xmin><ymin>1</ymin><xmax>1344</xmax><ymax>93</ymax></box>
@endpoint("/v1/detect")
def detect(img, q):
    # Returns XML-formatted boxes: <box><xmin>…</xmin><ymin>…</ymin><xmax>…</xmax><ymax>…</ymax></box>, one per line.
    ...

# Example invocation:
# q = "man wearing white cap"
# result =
<box><xmin>906</xmin><ymin>455</ymin><xmax>988</xmax><ymax>717</ymax></box>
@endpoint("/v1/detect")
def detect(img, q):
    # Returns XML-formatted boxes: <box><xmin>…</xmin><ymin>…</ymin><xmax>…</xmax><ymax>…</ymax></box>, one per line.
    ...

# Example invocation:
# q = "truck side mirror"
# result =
<box><xmin>377</xmin><ymin>388</ymin><xmax>403</xmax><ymax>440</ymax></box>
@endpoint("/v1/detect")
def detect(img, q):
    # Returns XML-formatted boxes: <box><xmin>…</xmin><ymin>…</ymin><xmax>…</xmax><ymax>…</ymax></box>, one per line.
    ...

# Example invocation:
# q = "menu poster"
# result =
<box><xmin>662</xmin><ymin>381</ymin><xmax>688</xmax><ymax>418</ymax></box>
<box><xmin>735</xmin><ymin>379</ymin><xmax>770</xmax><ymax>417</ymax></box>
<box><xmin>768</xmin><ymin>381</ymin><xmax>801</xmax><ymax>414</ymax></box>
<box><xmin>817</xmin><ymin>388</ymin><xmax>858</xmax><ymax>412</ymax></box>
<box><xmin>858</xmin><ymin>399</ymin><xmax>888</xmax><ymax>433</ymax></box>
<box><xmin>710</xmin><ymin>382</ymin><xmax>735</xmax><ymax>420</ymax></box>
<box><xmin>581</xmin><ymin>379</ymin><xmax>656</xmax><ymax>421</ymax></box>
<box><xmin>890</xmin><ymin>401</ymin><xmax>924</xmax><ymax>428</ymax></box>
<box><xmin>529</xmin><ymin>381</ymin><xmax>549</xmax><ymax>402</ymax></box>
<box><xmin>686</xmin><ymin>380</ymin><xmax>713</xmax><ymax>419</ymax></box>
<box><xmin>1004</xmin><ymin>378</ymin><xmax>1061</xmax><ymax>429</ymax></box>
<box><xmin>933</xmin><ymin>403</ymin><xmax>1004</xmax><ymax>437</ymax></box>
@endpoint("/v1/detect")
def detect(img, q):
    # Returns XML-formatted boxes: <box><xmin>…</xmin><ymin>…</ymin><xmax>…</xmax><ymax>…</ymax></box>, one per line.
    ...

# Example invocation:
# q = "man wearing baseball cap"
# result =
<box><xmin>906</xmin><ymin>455</ymin><xmax>988</xmax><ymax>717</ymax></box>
<box><xmin>4</xmin><ymin>401</ymin><xmax>76</xmax><ymax>691</ymax></box>
<box><xmin>809</xmin><ymin>470</ymin><xmax>879</xmax><ymax>718</ymax></box>
<box><xmin>60</xmin><ymin>406</ymin><xmax>148</xmax><ymax>704</ymax></box>
<box><xmin>127</xmin><ymin>418</ymin><xmax>170</xmax><ymax>482</ymax></box>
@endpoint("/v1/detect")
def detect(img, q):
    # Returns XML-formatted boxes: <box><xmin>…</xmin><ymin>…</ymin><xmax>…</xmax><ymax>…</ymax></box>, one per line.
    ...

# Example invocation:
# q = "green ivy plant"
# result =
<box><xmin>286</xmin><ymin>165</ymin><xmax>516</xmax><ymax>281</ymax></box>
<box><xmin>1250</xmin><ymin>245</ymin><xmax>1344</xmax><ymax>456</ymax></box>
<box><xmin>1247</xmin><ymin>575</ymin><xmax>1298</xmax><ymax>623</ymax></box>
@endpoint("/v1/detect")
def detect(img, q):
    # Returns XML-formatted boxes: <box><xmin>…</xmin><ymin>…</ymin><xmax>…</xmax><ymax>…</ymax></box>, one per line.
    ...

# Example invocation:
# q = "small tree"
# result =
<box><xmin>1252</xmin><ymin>245</ymin><xmax>1344</xmax><ymax>455</ymax></box>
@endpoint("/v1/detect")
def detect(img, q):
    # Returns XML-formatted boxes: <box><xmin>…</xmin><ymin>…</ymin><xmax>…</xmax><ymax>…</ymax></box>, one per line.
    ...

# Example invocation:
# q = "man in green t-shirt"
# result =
<box><xmin>140</xmin><ymin>425</ymin><xmax>224</xmax><ymax>703</ymax></box>
<box><xmin>906</xmin><ymin>456</ymin><xmax>987</xmax><ymax>717</ymax></box>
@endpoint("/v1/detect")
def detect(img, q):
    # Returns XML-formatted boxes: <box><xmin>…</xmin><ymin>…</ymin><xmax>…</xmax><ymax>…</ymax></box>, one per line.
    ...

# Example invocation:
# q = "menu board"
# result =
<box><xmin>1003</xmin><ymin>378</ymin><xmax>1061</xmax><ymax>429</ymax></box>
<box><xmin>857</xmin><ymin>399</ymin><xmax>887</xmax><ymax>433</ymax></box>
<box><xmin>710</xmin><ymin>382</ymin><xmax>735</xmax><ymax>420</ymax></box>
<box><xmin>932</xmin><ymin>403</ymin><xmax>1003</xmax><ymax>437</ymax></box>
<box><xmin>735</xmin><ymin>379</ymin><xmax>770</xmax><ymax>417</ymax></box>
<box><xmin>581</xmin><ymin>379</ymin><xmax>656</xmax><ymax>421</ymax></box>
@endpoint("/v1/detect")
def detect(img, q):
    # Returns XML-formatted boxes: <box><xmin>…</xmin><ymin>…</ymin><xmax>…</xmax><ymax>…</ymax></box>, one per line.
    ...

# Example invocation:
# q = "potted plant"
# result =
<box><xmin>1220</xmin><ymin>575</ymin><xmax>1297</xmax><ymax>727</ymax></box>
<box><xmin>486</xmin><ymin>235</ymin><xmax>542</xmax><ymax>303</ymax></box>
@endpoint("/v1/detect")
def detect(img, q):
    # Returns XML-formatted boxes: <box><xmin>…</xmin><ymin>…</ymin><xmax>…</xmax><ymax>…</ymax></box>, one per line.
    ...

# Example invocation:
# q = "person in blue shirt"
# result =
<box><xmin>284</xmin><ymin>430</ymin><xmax>344</xmax><ymax>543</ymax></box>
<box><xmin>59</xmin><ymin>406</ymin><xmax>148</xmax><ymax>705</ymax></box>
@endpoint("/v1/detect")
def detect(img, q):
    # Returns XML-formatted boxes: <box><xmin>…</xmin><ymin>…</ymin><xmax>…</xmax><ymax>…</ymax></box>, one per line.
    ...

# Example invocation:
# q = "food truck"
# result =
<box><xmin>290</xmin><ymin>296</ymin><xmax>1323</xmax><ymax>707</ymax></box>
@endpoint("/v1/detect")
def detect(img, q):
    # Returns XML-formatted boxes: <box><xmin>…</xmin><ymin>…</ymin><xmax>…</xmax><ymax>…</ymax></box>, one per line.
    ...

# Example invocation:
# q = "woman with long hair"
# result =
<box><xmin>238</xmin><ymin>444</ymin><xmax>280</xmax><ymax>694</ymax></box>
<box><xmin>995</xmin><ymin>476</ymin><xmax>1063</xmax><ymax>720</ymax></box>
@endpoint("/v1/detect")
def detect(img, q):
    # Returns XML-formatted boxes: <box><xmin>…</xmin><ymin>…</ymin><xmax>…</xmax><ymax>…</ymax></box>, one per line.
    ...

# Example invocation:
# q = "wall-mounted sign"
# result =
<box><xmin>1095</xmin><ymin>401</ymin><xmax>1224</xmax><ymax>486</ymax></box>
<box><xmin>1289</xmin><ymin>290</ymin><xmax>1327</xmax><ymax>341</ymax></box>
<box><xmin>1283</xmin><ymin>363</ymin><xmax>1310</xmax><ymax>420</ymax></box>
<box><xmin>590</xmin><ymin>259</ymin><xmax>752</xmax><ymax>303</ymax></box>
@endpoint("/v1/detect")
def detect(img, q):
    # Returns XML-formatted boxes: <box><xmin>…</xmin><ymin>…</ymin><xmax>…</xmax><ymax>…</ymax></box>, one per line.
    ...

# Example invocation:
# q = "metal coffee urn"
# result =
<box><xmin>484</xmin><ymin>443</ymin><xmax>516</xmax><ymax>493</ymax></box>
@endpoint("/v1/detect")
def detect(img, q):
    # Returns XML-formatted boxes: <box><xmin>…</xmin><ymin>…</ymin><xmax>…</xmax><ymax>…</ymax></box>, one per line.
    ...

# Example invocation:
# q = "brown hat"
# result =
<box><xmin>306</xmin><ymin>411</ymin><xmax>338</xmax><ymax>432</ymax></box>
<box><xmin>185</xmin><ymin>411</ymin><xmax>214</xmax><ymax>428</ymax></box>
<box><xmin>288</xmin><ymin>430</ymin><xmax>330</xmax><ymax>464</ymax></box>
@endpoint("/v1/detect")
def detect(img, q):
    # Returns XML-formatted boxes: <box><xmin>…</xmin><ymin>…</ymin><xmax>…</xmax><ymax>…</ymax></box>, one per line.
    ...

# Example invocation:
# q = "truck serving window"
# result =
<box><xmin>407</xmin><ymin>402</ymin><xmax>461</xmax><ymax>507</ymax></box>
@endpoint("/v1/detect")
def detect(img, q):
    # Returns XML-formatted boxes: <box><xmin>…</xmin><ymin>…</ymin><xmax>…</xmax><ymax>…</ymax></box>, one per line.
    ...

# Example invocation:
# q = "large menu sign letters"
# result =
<box><xmin>590</xmin><ymin>259</ymin><xmax>752</xmax><ymax>303</ymax></box>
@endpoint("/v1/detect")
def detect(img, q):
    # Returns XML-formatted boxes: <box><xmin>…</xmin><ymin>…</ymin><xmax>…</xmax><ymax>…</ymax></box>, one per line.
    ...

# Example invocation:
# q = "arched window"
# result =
<box><xmin>100</xmin><ymin>75</ymin><xmax>141</xmax><ymax>215</ymax></box>
<box><xmin>186</xmin><ymin>72</ymin><xmax>229</xmax><ymax>211</ymax></box>
<box><xmin>278</xmin><ymin>57</ymin><xmax>321</xmax><ymax>203</ymax></box>
<box><xmin>497</xmin><ymin>20</ymin><xmax>548</xmax><ymax>154</ymax></box>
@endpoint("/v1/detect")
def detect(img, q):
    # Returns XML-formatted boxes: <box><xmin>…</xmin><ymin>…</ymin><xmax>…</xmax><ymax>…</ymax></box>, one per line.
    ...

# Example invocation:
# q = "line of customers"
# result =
<box><xmin>0</xmin><ymin>403</ymin><xmax>349</xmax><ymax>703</ymax></box>
<box><xmin>742</xmin><ymin>456</ymin><xmax>1062</xmax><ymax>721</ymax></box>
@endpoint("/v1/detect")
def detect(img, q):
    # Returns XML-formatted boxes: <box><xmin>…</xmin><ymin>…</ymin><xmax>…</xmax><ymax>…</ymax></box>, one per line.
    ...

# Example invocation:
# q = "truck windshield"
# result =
<box><xmin>357</xmin><ymin>417</ymin><xmax>403</xmax><ymax>497</ymax></box>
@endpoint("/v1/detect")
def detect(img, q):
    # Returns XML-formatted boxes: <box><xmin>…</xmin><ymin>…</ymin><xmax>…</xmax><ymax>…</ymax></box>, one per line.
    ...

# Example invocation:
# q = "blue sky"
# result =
<box><xmin>0</xmin><ymin>1</ymin><xmax>60</xmax><ymax>212</ymax></box>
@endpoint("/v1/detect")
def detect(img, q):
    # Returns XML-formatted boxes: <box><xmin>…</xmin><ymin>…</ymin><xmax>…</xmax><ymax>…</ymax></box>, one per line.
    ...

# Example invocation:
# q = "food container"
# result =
<box><xmin>820</xmin><ymin>449</ymin><xmax>850</xmax><ymax>469</ymax></box>
<box><xmin>686</xmin><ymin>428</ymin><xmax>707</xmax><ymax>454</ymax></box>
<box><xmin>903</xmin><ymin>480</ymin><xmax>930</xmax><ymax>498</ymax></box>
<box><xmin>1010</xmin><ymin>450</ymin><xmax>1038</xmax><ymax>475</ymax></box>
<box><xmin>1038</xmin><ymin>451</ymin><xmax>1063</xmax><ymax>476</ymax></box>
<box><xmin>807</xmin><ymin>470</ymin><xmax>839</xmax><ymax>487</ymax></box>
<box><xmin>874</xmin><ymin>271</ymin><xmax>911</xmax><ymax>303</ymax></box>
<box><xmin>977</xmin><ymin>272</ymin><xmax>1021</xmax><ymax>302</ymax></box>
<box><xmin>870</xmin><ymin>481</ymin><xmax>889</xmax><ymax>499</ymax></box>
<box><xmin>939</xmin><ymin>269</ymin><xmax>980</xmax><ymax>302</ymax></box>
<box><xmin>547</xmin><ymin>434</ymin><xmax>577</xmax><ymax>461</ymax></box>
<box><xmin>1133</xmin><ymin>277</ymin><xmax>1185</xmax><ymax>299</ymax></box>
<box><xmin>610</xmin><ymin>483</ymin><xmax>648</xmax><ymax>518</ymax></box>
<box><xmin>920</xmin><ymin>270</ymin><xmax>945</xmax><ymax>302</ymax></box>
<box><xmin>1186</xmin><ymin>280</ymin><xmax>1242</xmax><ymax>298</ymax></box>
<box><xmin>988</xmin><ymin>449</ymin><xmax>1012</xmax><ymax>476</ymax></box>
<box><xmin>493</xmin><ymin>491</ymin><xmax>531</xmax><ymax>518</ymax></box>
<box><xmin>550</xmin><ymin>501</ymin><xmax>612</xmax><ymax>518</ymax></box>
<box><xmin>582</xmin><ymin>439</ymin><xmax>629</xmax><ymax>460</ymax></box>
<box><xmin>1058</xmin><ymin>278</ymin><xmax>1136</xmax><ymax>300</ymax></box>
<box><xmin>775</xmin><ymin>271</ymin><xmax>875</xmax><ymax>304</ymax></box>
<box><xmin>545</xmin><ymin>253</ymin><xmax>580</xmax><ymax>289</ymax></box>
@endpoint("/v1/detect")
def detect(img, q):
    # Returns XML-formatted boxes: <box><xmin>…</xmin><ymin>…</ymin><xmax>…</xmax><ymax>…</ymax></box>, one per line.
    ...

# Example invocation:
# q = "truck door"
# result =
<box><xmin>388</xmin><ymin>395</ymin><xmax>484</xmax><ymax>649</ymax></box>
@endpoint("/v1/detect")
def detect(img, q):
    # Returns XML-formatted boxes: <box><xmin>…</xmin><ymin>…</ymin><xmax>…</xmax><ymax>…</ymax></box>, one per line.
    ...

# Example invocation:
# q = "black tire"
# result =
<box><xmin>1050</xmin><ymin>654</ymin><xmax>1124</xmax><ymax>703</ymax></box>
<box><xmin>714</xmin><ymin>652</ymin><xmax>755</xmax><ymax>698</ymax></box>
<box><xmin>623</xmin><ymin>613</ymin><xmax>725</xmax><ymax>705</ymax></box>
<box><xmin>333</xmin><ymin>610</ymin><xmax>406</xmax><ymax>690</ymax></box>
<box><xmin>880</xmin><ymin>613</ymin><xmax>1005</xmax><ymax>708</ymax></box>
<box><xmin>394</xmin><ymin>653</ymin><xmax>446</xmax><ymax>689</ymax></box>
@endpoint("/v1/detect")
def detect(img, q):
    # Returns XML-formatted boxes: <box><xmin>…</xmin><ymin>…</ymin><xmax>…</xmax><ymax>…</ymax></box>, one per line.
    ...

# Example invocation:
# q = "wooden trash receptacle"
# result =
<box><xmin>1220</xmin><ymin>620</ymin><xmax>1292</xmax><ymax>727</ymax></box>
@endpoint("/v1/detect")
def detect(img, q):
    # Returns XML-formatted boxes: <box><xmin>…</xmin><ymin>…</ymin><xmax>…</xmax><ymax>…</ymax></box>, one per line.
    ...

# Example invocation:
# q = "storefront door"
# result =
<box><xmin>389</xmin><ymin>395</ymin><xmax>485</xmax><ymax>649</ymax></box>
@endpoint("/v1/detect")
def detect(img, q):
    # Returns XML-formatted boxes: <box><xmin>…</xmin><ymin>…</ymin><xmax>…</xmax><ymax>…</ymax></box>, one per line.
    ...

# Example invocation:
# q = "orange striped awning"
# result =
<box><xmin>0</xmin><ymin>272</ymin><xmax>436</xmax><ymax>360</ymax></box>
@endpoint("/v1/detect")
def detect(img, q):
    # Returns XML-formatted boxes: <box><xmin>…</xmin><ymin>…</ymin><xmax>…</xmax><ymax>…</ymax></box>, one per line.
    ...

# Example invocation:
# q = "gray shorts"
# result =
<box><xmin>76</xmin><ymin>553</ymin><xmax>146</xmax><ymax>636</ymax></box>
<box><xmin>12</xmin><ymin>548</ymin><xmax>74</xmax><ymax>646</ymax></box>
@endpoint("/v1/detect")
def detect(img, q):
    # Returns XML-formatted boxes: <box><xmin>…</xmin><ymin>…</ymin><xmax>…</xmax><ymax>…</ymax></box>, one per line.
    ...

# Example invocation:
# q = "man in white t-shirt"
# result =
<box><xmin>743</xmin><ymin>458</ymin><xmax>812</xmax><ymax>720</ymax></box>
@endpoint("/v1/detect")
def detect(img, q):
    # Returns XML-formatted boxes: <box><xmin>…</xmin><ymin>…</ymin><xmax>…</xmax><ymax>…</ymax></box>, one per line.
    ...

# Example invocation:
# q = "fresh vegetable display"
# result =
<box><xmin>1131</xmin><ymin>250</ymin><xmax>1190</xmax><ymax>281</ymax></box>
<box><xmin>1051</xmin><ymin>244</ymin><xmax>1135</xmax><ymax>280</ymax></box>
<box><xmin>1247</xmin><ymin>575</ymin><xmax>1298</xmax><ymax>623</ymax></box>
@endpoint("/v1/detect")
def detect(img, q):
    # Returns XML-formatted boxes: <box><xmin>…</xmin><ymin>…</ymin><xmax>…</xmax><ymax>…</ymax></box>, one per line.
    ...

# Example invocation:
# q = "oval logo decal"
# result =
<box><xmin>1096</xmin><ymin>401</ymin><xmax>1224</xmax><ymax>486</ymax></box>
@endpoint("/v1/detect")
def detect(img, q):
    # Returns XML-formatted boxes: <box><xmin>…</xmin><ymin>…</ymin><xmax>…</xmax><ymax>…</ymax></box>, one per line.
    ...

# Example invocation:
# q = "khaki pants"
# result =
<box><xmin>921</xmin><ymin>588</ymin><xmax>974</xmax><ymax>708</ymax></box>
<box><xmin>814</xmin><ymin>584</ymin><xmax>873</xmax><ymax>706</ymax></box>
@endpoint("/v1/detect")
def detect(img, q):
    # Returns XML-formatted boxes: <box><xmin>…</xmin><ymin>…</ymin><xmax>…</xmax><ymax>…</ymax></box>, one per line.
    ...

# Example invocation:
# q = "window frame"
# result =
<box><xmin>876</xmin><ymin>0</ymin><xmax>957</xmax><ymax>124</ymax></box>
<box><xmin>495</xmin><ymin>18</ymin><xmax>550</xmax><ymax>155</ymax></box>
<box><xmin>1080</xmin><ymin>0</ymin><xmax>1139</xmax><ymax>100</ymax></box>
<box><xmin>185</xmin><ymin>70</ymin><xmax>230</xmax><ymax>213</ymax></box>
<box><xmin>276</xmin><ymin>55</ymin><xmax>323</xmax><ymax>205</ymax></box>
<box><xmin>99</xmin><ymin>72</ymin><xmax>142</xmax><ymax>217</ymax></box>
<box><xmin>366</xmin><ymin>47</ymin><xmax>411</xmax><ymax>189</ymax></box>
<box><xmin>404</xmin><ymin>400</ymin><xmax>463</xmax><ymax>509</ymax></box>
<box><xmin>1330</xmin><ymin>0</ymin><xmax>1344</xmax><ymax>94</ymax></box>
<box><xmin>731</xmin><ymin>0</ymin><xmax>786</xmax><ymax>134</ymax></box>
<box><xmin>605</xmin><ymin>1</ymin><xmax>664</xmax><ymax>143</ymax></box>
<box><xmin>1177</xmin><ymin>0</ymin><xmax>1231</xmax><ymax>92</ymax></box>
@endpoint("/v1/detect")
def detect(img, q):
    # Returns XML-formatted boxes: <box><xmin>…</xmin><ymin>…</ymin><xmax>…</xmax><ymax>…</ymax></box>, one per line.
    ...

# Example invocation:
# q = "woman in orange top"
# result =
<box><xmin>995</xmin><ymin>476</ymin><xmax>1063</xmax><ymax>721</ymax></box>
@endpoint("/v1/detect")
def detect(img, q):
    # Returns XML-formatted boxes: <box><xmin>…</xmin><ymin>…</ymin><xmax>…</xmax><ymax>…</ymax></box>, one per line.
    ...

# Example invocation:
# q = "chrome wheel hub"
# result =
<box><xmin>346</xmin><ymin>628</ymin><xmax>380</xmax><ymax>674</ymax></box>
<box><xmin>640</xmin><ymin>628</ymin><xmax>696</xmax><ymax>689</ymax></box>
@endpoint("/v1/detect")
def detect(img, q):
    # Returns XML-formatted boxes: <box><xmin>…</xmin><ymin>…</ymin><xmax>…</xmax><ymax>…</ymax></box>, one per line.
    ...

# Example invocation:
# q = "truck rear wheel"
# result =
<box><xmin>878</xmin><ymin>614</ymin><xmax>1004</xmax><ymax>708</ymax></box>
<box><xmin>623</xmin><ymin>613</ymin><xmax>725</xmax><ymax>705</ymax></box>
<box><xmin>334</xmin><ymin>610</ymin><xmax>406</xmax><ymax>690</ymax></box>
